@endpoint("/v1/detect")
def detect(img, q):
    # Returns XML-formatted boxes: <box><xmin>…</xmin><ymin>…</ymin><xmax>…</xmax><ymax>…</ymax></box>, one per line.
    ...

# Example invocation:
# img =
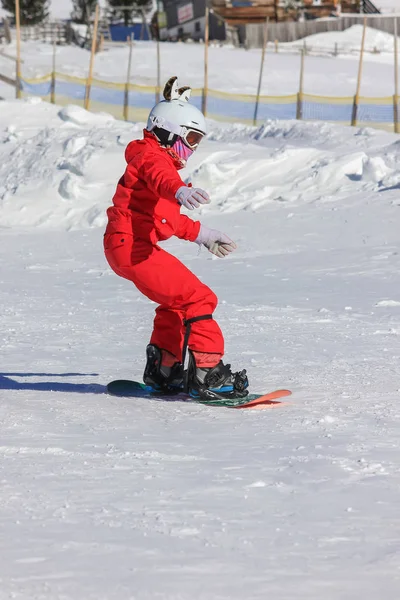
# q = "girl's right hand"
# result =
<box><xmin>176</xmin><ymin>186</ymin><xmax>210</xmax><ymax>210</ymax></box>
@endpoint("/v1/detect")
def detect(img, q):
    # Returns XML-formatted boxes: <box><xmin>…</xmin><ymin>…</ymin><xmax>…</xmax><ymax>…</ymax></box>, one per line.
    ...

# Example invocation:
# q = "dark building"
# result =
<box><xmin>161</xmin><ymin>0</ymin><xmax>226</xmax><ymax>41</ymax></box>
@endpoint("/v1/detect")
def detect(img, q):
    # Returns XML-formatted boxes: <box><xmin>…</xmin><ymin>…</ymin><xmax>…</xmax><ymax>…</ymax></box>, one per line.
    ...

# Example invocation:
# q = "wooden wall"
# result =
<box><xmin>211</xmin><ymin>0</ymin><xmax>361</xmax><ymax>25</ymax></box>
<box><xmin>244</xmin><ymin>14</ymin><xmax>399</xmax><ymax>46</ymax></box>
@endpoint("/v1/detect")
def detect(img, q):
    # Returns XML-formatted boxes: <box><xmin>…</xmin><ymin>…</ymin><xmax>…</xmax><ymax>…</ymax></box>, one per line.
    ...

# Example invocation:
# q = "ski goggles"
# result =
<box><xmin>149</xmin><ymin>116</ymin><xmax>205</xmax><ymax>149</ymax></box>
<box><xmin>180</xmin><ymin>128</ymin><xmax>204</xmax><ymax>149</ymax></box>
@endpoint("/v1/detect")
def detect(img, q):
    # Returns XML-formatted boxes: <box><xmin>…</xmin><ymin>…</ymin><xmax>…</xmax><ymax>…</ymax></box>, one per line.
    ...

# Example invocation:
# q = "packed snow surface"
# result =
<box><xmin>1</xmin><ymin>99</ymin><xmax>400</xmax><ymax>598</ymax></box>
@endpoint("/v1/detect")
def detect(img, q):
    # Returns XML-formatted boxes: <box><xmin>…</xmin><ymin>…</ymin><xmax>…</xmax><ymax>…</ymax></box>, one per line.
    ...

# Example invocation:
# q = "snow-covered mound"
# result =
<box><xmin>1</xmin><ymin>98</ymin><xmax>400</xmax><ymax>230</ymax></box>
<box><xmin>287</xmin><ymin>24</ymin><xmax>397</xmax><ymax>53</ymax></box>
<box><xmin>0</xmin><ymin>99</ymin><xmax>139</xmax><ymax>229</ymax></box>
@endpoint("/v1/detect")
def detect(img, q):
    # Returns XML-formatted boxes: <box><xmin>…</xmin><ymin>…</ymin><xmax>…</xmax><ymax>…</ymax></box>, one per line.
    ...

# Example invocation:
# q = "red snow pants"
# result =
<box><xmin>104</xmin><ymin>233</ymin><xmax>224</xmax><ymax>362</ymax></box>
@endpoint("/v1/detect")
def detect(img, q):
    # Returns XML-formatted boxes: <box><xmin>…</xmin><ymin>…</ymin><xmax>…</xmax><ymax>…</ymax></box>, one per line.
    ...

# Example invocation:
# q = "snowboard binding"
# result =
<box><xmin>143</xmin><ymin>315</ymin><xmax>249</xmax><ymax>401</ymax></box>
<box><xmin>186</xmin><ymin>350</ymin><xmax>249</xmax><ymax>401</ymax></box>
<box><xmin>143</xmin><ymin>344</ymin><xmax>184</xmax><ymax>392</ymax></box>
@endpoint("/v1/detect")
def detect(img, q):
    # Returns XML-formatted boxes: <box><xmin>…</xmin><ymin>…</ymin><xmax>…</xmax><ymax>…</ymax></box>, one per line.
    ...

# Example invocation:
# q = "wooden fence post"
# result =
<box><xmin>3</xmin><ymin>17</ymin><xmax>12</xmax><ymax>44</ymax></box>
<box><xmin>351</xmin><ymin>16</ymin><xmax>367</xmax><ymax>127</ymax></box>
<box><xmin>394</xmin><ymin>17</ymin><xmax>399</xmax><ymax>134</ymax></box>
<box><xmin>15</xmin><ymin>0</ymin><xmax>22</xmax><ymax>99</ymax></box>
<box><xmin>296</xmin><ymin>48</ymin><xmax>305</xmax><ymax>120</ymax></box>
<box><xmin>84</xmin><ymin>4</ymin><xmax>99</xmax><ymax>111</ymax></box>
<box><xmin>124</xmin><ymin>34</ymin><xmax>134</xmax><ymax>121</ymax></box>
<box><xmin>155</xmin><ymin>26</ymin><xmax>161</xmax><ymax>103</ymax></box>
<box><xmin>253</xmin><ymin>17</ymin><xmax>269</xmax><ymax>126</ymax></box>
<box><xmin>202</xmin><ymin>5</ymin><xmax>210</xmax><ymax>116</ymax></box>
<box><xmin>50</xmin><ymin>40</ymin><xmax>56</xmax><ymax>104</ymax></box>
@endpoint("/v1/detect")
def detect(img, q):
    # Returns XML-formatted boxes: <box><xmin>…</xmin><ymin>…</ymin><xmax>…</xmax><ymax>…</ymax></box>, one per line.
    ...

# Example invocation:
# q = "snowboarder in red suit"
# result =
<box><xmin>104</xmin><ymin>77</ymin><xmax>248</xmax><ymax>400</ymax></box>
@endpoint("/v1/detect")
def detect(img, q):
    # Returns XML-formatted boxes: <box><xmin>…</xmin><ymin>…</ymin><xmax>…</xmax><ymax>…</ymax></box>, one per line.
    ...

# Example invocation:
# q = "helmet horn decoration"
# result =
<box><xmin>163</xmin><ymin>76</ymin><xmax>192</xmax><ymax>102</ymax></box>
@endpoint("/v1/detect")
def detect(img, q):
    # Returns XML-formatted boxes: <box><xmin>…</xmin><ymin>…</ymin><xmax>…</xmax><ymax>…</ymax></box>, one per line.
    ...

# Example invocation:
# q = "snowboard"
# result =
<box><xmin>106</xmin><ymin>379</ymin><xmax>292</xmax><ymax>410</ymax></box>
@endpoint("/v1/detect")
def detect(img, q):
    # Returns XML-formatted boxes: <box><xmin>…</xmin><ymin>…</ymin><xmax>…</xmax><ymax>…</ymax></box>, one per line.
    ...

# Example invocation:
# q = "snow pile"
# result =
<box><xmin>202</xmin><ymin>120</ymin><xmax>400</xmax><ymax>207</ymax></box>
<box><xmin>287</xmin><ymin>24</ymin><xmax>398</xmax><ymax>53</ymax></box>
<box><xmin>1</xmin><ymin>98</ymin><xmax>400</xmax><ymax>230</ymax></box>
<box><xmin>0</xmin><ymin>99</ymin><xmax>140</xmax><ymax>229</ymax></box>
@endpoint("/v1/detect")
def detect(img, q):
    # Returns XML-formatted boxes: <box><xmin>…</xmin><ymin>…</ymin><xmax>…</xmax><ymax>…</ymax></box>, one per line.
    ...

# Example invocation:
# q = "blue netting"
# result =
<box><xmin>20</xmin><ymin>76</ymin><xmax>398</xmax><ymax>131</ymax></box>
<box><xmin>302</xmin><ymin>101</ymin><xmax>353</xmax><ymax>122</ymax></box>
<box><xmin>358</xmin><ymin>103</ymin><xmax>394</xmax><ymax>123</ymax></box>
<box><xmin>21</xmin><ymin>79</ymin><xmax>52</xmax><ymax>96</ymax></box>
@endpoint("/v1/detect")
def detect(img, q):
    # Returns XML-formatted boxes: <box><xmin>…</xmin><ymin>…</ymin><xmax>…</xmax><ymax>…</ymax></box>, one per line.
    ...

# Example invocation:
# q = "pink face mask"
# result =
<box><xmin>172</xmin><ymin>138</ymin><xmax>194</xmax><ymax>163</ymax></box>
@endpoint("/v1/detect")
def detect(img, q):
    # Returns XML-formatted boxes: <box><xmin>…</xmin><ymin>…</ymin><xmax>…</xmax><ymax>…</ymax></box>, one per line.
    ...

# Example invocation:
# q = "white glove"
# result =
<box><xmin>176</xmin><ymin>186</ymin><xmax>210</xmax><ymax>210</ymax></box>
<box><xmin>195</xmin><ymin>224</ymin><xmax>237</xmax><ymax>258</ymax></box>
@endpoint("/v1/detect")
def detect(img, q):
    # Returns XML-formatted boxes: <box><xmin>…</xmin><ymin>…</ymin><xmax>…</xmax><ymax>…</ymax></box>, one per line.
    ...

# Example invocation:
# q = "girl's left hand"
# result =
<box><xmin>195</xmin><ymin>225</ymin><xmax>237</xmax><ymax>258</ymax></box>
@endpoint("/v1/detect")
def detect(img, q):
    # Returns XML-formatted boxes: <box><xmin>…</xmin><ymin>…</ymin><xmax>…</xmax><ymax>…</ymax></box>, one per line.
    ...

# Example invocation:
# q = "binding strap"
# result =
<box><xmin>182</xmin><ymin>314</ymin><xmax>213</xmax><ymax>392</ymax></box>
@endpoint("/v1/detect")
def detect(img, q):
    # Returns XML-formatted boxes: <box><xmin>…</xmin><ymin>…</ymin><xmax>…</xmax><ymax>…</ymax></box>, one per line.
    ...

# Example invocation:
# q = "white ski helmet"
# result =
<box><xmin>147</xmin><ymin>76</ymin><xmax>206</xmax><ymax>149</ymax></box>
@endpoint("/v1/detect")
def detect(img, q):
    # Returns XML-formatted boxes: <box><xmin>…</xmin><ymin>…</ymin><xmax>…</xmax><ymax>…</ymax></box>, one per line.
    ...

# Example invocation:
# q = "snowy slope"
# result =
<box><xmin>1</xmin><ymin>99</ymin><xmax>400</xmax><ymax>599</ymax></box>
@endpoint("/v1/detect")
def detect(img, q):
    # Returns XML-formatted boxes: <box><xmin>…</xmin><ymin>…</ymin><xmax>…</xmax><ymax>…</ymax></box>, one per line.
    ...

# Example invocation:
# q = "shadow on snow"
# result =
<box><xmin>0</xmin><ymin>372</ymin><xmax>105</xmax><ymax>394</ymax></box>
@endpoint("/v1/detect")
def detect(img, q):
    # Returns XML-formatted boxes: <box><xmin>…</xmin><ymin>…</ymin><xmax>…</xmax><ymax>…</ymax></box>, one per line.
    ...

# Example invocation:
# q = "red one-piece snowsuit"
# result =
<box><xmin>104</xmin><ymin>130</ymin><xmax>224</xmax><ymax>364</ymax></box>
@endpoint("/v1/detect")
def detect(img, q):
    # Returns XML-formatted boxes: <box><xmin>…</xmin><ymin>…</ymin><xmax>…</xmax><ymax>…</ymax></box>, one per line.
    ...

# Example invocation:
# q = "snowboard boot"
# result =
<box><xmin>186</xmin><ymin>350</ymin><xmax>249</xmax><ymax>401</ymax></box>
<box><xmin>143</xmin><ymin>344</ymin><xmax>184</xmax><ymax>392</ymax></box>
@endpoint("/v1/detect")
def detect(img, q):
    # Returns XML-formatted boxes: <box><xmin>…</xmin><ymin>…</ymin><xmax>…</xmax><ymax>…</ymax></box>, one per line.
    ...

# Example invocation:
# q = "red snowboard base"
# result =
<box><xmin>234</xmin><ymin>389</ymin><xmax>292</xmax><ymax>410</ymax></box>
